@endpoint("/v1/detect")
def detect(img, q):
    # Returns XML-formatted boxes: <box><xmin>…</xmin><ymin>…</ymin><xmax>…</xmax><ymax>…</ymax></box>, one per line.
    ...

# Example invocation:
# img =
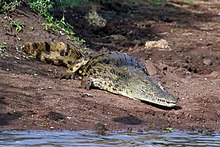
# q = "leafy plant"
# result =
<box><xmin>28</xmin><ymin>0</ymin><xmax>84</xmax><ymax>44</ymax></box>
<box><xmin>0</xmin><ymin>0</ymin><xmax>23</xmax><ymax>14</ymax></box>
<box><xmin>53</xmin><ymin>0</ymin><xmax>92</xmax><ymax>8</ymax></box>
<box><xmin>72</xmin><ymin>36</ymin><xmax>85</xmax><ymax>45</ymax></box>
<box><xmin>28</xmin><ymin>55</ymin><xmax>36</xmax><ymax>60</ymax></box>
<box><xmin>5</xmin><ymin>19</ymin><xmax>25</xmax><ymax>32</ymax></box>
<box><xmin>0</xmin><ymin>42</ymin><xmax>7</xmax><ymax>57</ymax></box>
<box><xmin>0</xmin><ymin>42</ymin><xmax>7</xmax><ymax>49</ymax></box>
<box><xmin>42</xmin><ymin>15</ymin><xmax>73</xmax><ymax>35</ymax></box>
<box><xmin>163</xmin><ymin>127</ymin><xmax>174</xmax><ymax>133</ymax></box>
<box><xmin>143</xmin><ymin>0</ymin><xmax>167</xmax><ymax>5</ymax></box>
<box><xmin>183</xmin><ymin>0</ymin><xmax>194</xmax><ymax>2</ymax></box>
<box><xmin>28</xmin><ymin>0</ymin><xmax>53</xmax><ymax>17</ymax></box>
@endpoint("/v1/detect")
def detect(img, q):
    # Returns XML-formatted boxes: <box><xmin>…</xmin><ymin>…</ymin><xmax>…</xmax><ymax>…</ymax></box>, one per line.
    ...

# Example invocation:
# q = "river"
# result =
<box><xmin>0</xmin><ymin>130</ymin><xmax>220</xmax><ymax>146</ymax></box>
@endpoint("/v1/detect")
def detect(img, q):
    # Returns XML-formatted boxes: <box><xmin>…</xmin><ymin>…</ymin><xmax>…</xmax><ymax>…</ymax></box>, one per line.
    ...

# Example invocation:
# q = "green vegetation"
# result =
<box><xmin>143</xmin><ymin>0</ymin><xmax>167</xmax><ymax>6</ymax></box>
<box><xmin>28</xmin><ymin>0</ymin><xmax>85</xmax><ymax>44</ymax></box>
<box><xmin>54</xmin><ymin>0</ymin><xmax>92</xmax><ymax>8</ymax></box>
<box><xmin>5</xmin><ymin>19</ymin><xmax>25</xmax><ymax>32</ymax></box>
<box><xmin>0</xmin><ymin>42</ymin><xmax>7</xmax><ymax>57</ymax></box>
<box><xmin>28</xmin><ymin>0</ymin><xmax>53</xmax><ymax>18</ymax></box>
<box><xmin>41</xmin><ymin>15</ymin><xmax>85</xmax><ymax>44</ymax></box>
<box><xmin>163</xmin><ymin>127</ymin><xmax>174</xmax><ymax>133</ymax></box>
<box><xmin>0</xmin><ymin>0</ymin><xmax>194</xmax><ymax>45</ymax></box>
<box><xmin>0</xmin><ymin>42</ymin><xmax>7</xmax><ymax>49</ymax></box>
<box><xmin>183</xmin><ymin>0</ymin><xmax>194</xmax><ymax>2</ymax></box>
<box><xmin>42</xmin><ymin>16</ymin><xmax>74</xmax><ymax>36</ymax></box>
<box><xmin>28</xmin><ymin>55</ymin><xmax>36</xmax><ymax>60</ymax></box>
<box><xmin>0</xmin><ymin>0</ymin><xmax>85</xmax><ymax>44</ymax></box>
<box><xmin>0</xmin><ymin>0</ymin><xmax>23</xmax><ymax>14</ymax></box>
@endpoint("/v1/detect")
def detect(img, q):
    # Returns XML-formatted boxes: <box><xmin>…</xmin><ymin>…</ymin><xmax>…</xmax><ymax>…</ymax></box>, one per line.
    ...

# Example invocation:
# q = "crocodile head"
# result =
<box><xmin>136</xmin><ymin>77</ymin><xmax>179</xmax><ymax>107</ymax></box>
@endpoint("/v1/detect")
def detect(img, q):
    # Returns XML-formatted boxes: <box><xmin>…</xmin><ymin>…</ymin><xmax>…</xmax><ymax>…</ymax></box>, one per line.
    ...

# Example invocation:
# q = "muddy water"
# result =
<box><xmin>0</xmin><ymin>130</ymin><xmax>220</xmax><ymax>146</ymax></box>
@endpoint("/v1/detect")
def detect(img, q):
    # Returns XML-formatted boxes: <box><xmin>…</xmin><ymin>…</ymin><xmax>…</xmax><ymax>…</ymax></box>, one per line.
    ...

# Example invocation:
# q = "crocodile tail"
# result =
<box><xmin>22</xmin><ymin>42</ymin><xmax>82</xmax><ymax>67</ymax></box>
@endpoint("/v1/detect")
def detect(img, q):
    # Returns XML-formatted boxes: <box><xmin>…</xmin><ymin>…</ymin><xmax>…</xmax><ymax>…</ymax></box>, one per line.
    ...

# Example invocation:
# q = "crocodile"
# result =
<box><xmin>22</xmin><ymin>42</ymin><xmax>179</xmax><ymax>107</ymax></box>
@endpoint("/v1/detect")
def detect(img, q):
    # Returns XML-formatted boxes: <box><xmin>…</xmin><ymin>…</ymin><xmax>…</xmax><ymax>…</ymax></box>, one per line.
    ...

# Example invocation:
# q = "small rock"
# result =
<box><xmin>48</xmin><ymin>86</ymin><xmax>53</xmax><ymax>89</ymax></box>
<box><xmin>14</xmin><ymin>56</ymin><xmax>20</xmax><ymax>60</ymax></box>
<box><xmin>81</xmin><ymin>93</ymin><xmax>93</xmax><ymax>97</ymax></box>
<box><xmin>66</xmin><ymin>116</ymin><xmax>71</xmax><ymax>120</ymax></box>
<box><xmin>95</xmin><ymin>122</ymin><xmax>108</xmax><ymax>135</ymax></box>
<box><xmin>203</xmin><ymin>58</ymin><xmax>212</xmax><ymax>66</ymax></box>
<box><xmin>145</xmin><ymin>39</ymin><xmax>171</xmax><ymax>51</ymax></box>
<box><xmin>145</xmin><ymin>60</ymin><xmax>157</xmax><ymax>75</ymax></box>
<box><xmin>157</xmin><ymin>62</ymin><xmax>168</xmax><ymax>72</ymax></box>
<box><xmin>207</xmin><ymin>71</ymin><xmax>219</xmax><ymax>78</ymax></box>
<box><xmin>85</xmin><ymin>11</ymin><xmax>107</xmax><ymax>28</ymax></box>
<box><xmin>46</xmin><ymin>111</ymin><xmax>65</xmax><ymax>121</ymax></box>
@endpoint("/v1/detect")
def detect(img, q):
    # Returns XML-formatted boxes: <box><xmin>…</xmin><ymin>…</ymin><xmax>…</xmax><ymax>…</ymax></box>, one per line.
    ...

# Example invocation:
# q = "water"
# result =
<box><xmin>0</xmin><ymin>130</ymin><xmax>220</xmax><ymax>146</ymax></box>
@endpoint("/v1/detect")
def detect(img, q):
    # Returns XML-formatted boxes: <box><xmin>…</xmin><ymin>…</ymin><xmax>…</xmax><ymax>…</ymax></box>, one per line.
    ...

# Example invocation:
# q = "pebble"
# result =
<box><xmin>203</xmin><ymin>58</ymin><xmax>212</xmax><ymax>66</ymax></box>
<box><xmin>145</xmin><ymin>39</ymin><xmax>171</xmax><ymax>51</ymax></box>
<box><xmin>207</xmin><ymin>71</ymin><xmax>219</xmax><ymax>78</ymax></box>
<box><xmin>81</xmin><ymin>93</ymin><xmax>93</xmax><ymax>97</ymax></box>
<box><xmin>14</xmin><ymin>56</ymin><xmax>20</xmax><ymax>60</ymax></box>
<box><xmin>145</xmin><ymin>60</ymin><xmax>157</xmax><ymax>75</ymax></box>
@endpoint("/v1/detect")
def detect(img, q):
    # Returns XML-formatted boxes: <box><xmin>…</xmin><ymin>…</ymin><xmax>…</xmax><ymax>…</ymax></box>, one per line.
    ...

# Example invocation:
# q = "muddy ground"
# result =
<box><xmin>0</xmin><ymin>0</ymin><xmax>220</xmax><ymax>132</ymax></box>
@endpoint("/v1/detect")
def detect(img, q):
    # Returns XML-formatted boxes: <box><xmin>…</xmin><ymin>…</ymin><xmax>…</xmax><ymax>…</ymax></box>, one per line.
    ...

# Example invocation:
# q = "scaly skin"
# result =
<box><xmin>22</xmin><ymin>42</ymin><xmax>178</xmax><ymax>107</ymax></box>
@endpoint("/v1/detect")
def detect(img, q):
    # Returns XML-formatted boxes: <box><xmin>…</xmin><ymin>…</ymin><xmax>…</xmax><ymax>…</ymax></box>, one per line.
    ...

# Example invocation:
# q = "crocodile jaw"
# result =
<box><xmin>136</xmin><ymin>78</ymin><xmax>179</xmax><ymax>107</ymax></box>
<box><xmin>140</xmin><ymin>92</ymin><xmax>178</xmax><ymax>107</ymax></box>
<box><xmin>127</xmin><ymin>89</ymin><xmax>178</xmax><ymax>107</ymax></box>
<box><xmin>91</xmin><ymin>76</ymin><xmax>179</xmax><ymax>107</ymax></box>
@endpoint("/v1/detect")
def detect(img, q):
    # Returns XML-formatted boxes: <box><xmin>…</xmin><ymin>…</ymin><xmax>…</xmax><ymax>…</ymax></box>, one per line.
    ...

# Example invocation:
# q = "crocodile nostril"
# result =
<box><xmin>176</xmin><ymin>97</ymin><xmax>181</xmax><ymax>102</ymax></box>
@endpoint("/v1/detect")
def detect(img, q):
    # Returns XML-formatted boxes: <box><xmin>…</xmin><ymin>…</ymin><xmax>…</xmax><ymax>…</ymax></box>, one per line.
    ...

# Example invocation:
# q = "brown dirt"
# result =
<box><xmin>0</xmin><ymin>0</ymin><xmax>220</xmax><ymax>132</ymax></box>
